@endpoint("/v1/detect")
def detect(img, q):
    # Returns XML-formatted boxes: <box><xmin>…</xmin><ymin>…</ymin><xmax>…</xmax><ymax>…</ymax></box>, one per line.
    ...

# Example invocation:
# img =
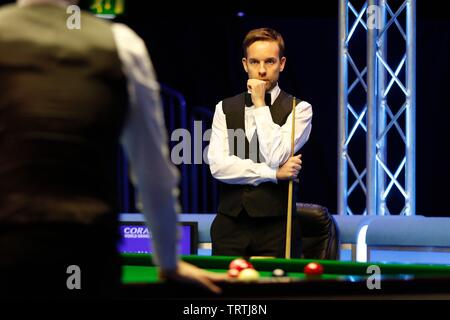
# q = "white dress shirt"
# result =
<box><xmin>208</xmin><ymin>84</ymin><xmax>312</xmax><ymax>186</ymax></box>
<box><xmin>112</xmin><ymin>23</ymin><xmax>179</xmax><ymax>271</ymax></box>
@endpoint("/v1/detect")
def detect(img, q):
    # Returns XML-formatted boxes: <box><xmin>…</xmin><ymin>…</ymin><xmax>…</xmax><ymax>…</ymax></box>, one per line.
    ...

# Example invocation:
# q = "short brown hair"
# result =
<box><xmin>242</xmin><ymin>28</ymin><xmax>285</xmax><ymax>58</ymax></box>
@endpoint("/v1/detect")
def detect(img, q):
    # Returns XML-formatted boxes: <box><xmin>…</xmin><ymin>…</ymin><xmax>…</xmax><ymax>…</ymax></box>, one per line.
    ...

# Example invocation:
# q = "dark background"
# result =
<box><xmin>1</xmin><ymin>0</ymin><xmax>449</xmax><ymax>216</ymax></box>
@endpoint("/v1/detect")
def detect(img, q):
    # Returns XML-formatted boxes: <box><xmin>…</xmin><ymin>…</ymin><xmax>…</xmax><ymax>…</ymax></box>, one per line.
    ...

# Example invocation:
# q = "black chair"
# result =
<box><xmin>295</xmin><ymin>203</ymin><xmax>340</xmax><ymax>260</ymax></box>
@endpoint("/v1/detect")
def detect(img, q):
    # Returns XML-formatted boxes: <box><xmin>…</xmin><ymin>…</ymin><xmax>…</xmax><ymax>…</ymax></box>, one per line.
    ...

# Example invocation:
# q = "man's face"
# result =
<box><xmin>242</xmin><ymin>40</ymin><xmax>286</xmax><ymax>91</ymax></box>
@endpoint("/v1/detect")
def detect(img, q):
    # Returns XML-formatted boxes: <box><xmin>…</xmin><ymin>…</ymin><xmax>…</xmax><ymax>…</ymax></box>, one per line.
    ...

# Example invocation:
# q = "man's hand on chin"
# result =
<box><xmin>247</xmin><ymin>79</ymin><xmax>267</xmax><ymax>107</ymax></box>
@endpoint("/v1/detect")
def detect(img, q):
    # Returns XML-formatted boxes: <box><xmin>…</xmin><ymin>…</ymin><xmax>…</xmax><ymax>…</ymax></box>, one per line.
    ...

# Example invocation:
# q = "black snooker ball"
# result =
<box><xmin>272</xmin><ymin>268</ymin><xmax>287</xmax><ymax>277</ymax></box>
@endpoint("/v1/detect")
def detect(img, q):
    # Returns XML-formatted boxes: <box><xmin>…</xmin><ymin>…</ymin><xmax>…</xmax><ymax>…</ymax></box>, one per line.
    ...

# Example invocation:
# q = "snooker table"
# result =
<box><xmin>120</xmin><ymin>254</ymin><xmax>450</xmax><ymax>299</ymax></box>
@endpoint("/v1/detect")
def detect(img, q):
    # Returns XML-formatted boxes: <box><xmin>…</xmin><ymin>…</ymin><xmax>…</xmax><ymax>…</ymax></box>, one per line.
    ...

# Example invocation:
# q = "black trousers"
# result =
<box><xmin>211</xmin><ymin>210</ymin><xmax>302</xmax><ymax>258</ymax></box>
<box><xmin>0</xmin><ymin>216</ymin><xmax>121</xmax><ymax>299</ymax></box>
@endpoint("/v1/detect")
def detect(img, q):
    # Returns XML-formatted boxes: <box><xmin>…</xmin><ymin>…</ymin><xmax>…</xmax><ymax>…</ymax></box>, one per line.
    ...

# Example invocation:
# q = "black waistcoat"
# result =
<box><xmin>218</xmin><ymin>90</ymin><xmax>300</xmax><ymax>218</ymax></box>
<box><xmin>0</xmin><ymin>5</ymin><xmax>128</xmax><ymax>223</ymax></box>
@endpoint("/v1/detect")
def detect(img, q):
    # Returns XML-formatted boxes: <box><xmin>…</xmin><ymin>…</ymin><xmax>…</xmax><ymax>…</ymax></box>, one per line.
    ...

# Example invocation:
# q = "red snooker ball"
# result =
<box><xmin>229</xmin><ymin>258</ymin><xmax>253</xmax><ymax>272</ymax></box>
<box><xmin>304</xmin><ymin>262</ymin><xmax>324</xmax><ymax>276</ymax></box>
<box><xmin>227</xmin><ymin>268</ymin><xmax>240</xmax><ymax>278</ymax></box>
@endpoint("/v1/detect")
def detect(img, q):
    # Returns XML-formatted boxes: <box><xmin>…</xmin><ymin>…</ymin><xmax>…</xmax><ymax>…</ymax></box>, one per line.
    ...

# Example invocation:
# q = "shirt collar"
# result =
<box><xmin>268</xmin><ymin>83</ymin><xmax>281</xmax><ymax>106</ymax></box>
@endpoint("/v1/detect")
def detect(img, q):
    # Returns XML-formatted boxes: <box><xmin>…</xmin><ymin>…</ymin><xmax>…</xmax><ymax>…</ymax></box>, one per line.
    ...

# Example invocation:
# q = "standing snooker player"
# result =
<box><xmin>208</xmin><ymin>28</ymin><xmax>313</xmax><ymax>258</ymax></box>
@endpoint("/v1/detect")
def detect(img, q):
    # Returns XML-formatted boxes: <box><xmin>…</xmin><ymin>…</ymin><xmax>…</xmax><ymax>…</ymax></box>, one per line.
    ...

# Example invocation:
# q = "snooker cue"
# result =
<box><xmin>285</xmin><ymin>96</ymin><xmax>296</xmax><ymax>259</ymax></box>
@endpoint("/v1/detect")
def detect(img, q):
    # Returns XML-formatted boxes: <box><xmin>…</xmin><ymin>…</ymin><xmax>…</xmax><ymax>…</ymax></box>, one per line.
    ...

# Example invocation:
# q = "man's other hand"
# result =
<box><xmin>159</xmin><ymin>260</ymin><xmax>229</xmax><ymax>294</ymax></box>
<box><xmin>276</xmin><ymin>154</ymin><xmax>302</xmax><ymax>180</ymax></box>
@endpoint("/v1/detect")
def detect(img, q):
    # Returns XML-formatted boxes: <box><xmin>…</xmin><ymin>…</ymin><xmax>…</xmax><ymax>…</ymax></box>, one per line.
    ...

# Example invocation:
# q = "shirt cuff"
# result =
<box><xmin>259</xmin><ymin>165</ymin><xmax>277</xmax><ymax>183</ymax></box>
<box><xmin>153</xmin><ymin>247</ymin><xmax>178</xmax><ymax>271</ymax></box>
